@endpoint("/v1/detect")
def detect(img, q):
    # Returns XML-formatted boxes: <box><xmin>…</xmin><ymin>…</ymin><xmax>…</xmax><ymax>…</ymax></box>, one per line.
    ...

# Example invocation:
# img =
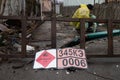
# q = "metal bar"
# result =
<box><xmin>107</xmin><ymin>20</ymin><xmax>113</xmax><ymax>56</ymax></box>
<box><xmin>0</xmin><ymin>16</ymin><xmax>118</xmax><ymax>24</ymax></box>
<box><xmin>2</xmin><ymin>54</ymin><xmax>120</xmax><ymax>58</ymax></box>
<box><xmin>56</xmin><ymin>18</ymin><xmax>108</xmax><ymax>23</ymax></box>
<box><xmin>87</xmin><ymin>54</ymin><xmax>120</xmax><ymax>58</ymax></box>
<box><xmin>0</xmin><ymin>16</ymin><xmax>120</xmax><ymax>23</ymax></box>
<box><xmin>27</xmin><ymin>17</ymin><xmax>42</xmax><ymax>20</ymax></box>
<box><xmin>21</xmin><ymin>0</ymin><xmax>27</xmax><ymax>57</ymax></box>
<box><xmin>28</xmin><ymin>39</ymin><xmax>51</xmax><ymax>42</ymax></box>
<box><xmin>28</xmin><ymin>17</ymin><xmax>120</xmax><ymax>23</ymax></box>
<box><xmin>0</xmin><ymin>16</ymin><xmax>22</xmax><ymax>19</ymax></box>
<box><xmin>51</xmin><ymin>0</ymin><xmax>56</xmax><ymax>48</ymax></box>
<box><xmin>21</xmin><ymin>17</ymin><xmax>27</xmax><ymax>57</ymax></box>
<box><xmin>0</xmin><ymin>54</ymin><xmax>35</xmax><ymax>58</ymax></box>
<box><xmin>51</xmin><ymin>18</ymin><xmax>56</xmax><ymax>48</ymax></box>
<box><xmin>80</xmin><ymin>19</ymin><xmax>86</xmax><ymax>49</ymax></box>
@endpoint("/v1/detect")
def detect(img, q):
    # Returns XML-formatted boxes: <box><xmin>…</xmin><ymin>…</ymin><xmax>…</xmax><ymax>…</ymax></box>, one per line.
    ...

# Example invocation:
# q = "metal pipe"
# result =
<box><xmin>61</xmin><ymin>30</ymin><xmax>120</xmax><ymax>48</ymax></box>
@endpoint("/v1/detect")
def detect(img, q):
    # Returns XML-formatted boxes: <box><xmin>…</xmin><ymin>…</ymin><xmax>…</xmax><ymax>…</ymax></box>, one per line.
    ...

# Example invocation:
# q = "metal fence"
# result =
<box><xmin>0</xmin><ymin>1</ymin><xmax>120</xmax><ymax>59</ymax></box>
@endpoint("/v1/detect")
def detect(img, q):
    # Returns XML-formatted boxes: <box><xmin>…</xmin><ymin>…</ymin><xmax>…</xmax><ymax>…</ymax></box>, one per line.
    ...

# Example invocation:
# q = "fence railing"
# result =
<box><xmin>0</xmin><ymin>16</ymin><xmax>120</xmax><ymax>58</ymax></box>
<box><xmin>0</xmin><ymin>1</ymin><xmax>120</xmax><ymax>59</ymax></box>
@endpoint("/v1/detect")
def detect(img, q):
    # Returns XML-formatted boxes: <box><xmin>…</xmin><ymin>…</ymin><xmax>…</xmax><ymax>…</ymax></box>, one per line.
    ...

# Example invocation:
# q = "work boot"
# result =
<box><xmin>86</xmin><ymin>28</ymin><xmax>93</xmax><ymax>33</ymax></box>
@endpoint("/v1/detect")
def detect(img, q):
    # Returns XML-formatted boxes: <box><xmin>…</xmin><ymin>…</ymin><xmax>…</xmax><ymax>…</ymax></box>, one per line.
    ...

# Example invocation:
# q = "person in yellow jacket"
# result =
<box><xmin>70</xmin><ymin>4</ymin><xmax>95</xmax><ymax>33</ymax></box>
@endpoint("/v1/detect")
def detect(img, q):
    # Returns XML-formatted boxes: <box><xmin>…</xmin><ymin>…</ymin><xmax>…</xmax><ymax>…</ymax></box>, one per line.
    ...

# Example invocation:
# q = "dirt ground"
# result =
<box><xmin>0</xmin><ymin>21</ymin><xmax>120</xmax><ymax>80</ymax></box>
<box><xmin>1</xmin><ymin>58</ymin><xmax>120</xmax><ymax>80</ymax></box>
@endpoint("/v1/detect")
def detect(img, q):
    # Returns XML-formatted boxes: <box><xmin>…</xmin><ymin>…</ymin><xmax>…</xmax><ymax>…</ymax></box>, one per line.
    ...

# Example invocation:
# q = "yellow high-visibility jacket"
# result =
<box><xmin>70</xmin><ymin>4</ymin><xmax>90</xmax><ymax>29</ymax></box>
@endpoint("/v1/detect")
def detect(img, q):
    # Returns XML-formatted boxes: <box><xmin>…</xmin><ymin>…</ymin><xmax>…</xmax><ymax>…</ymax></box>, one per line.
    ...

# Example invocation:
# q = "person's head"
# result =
<box><xmin>87</xmin><ymin>4</ymin><xmax>94</xmax><ymax>10</ymax></box>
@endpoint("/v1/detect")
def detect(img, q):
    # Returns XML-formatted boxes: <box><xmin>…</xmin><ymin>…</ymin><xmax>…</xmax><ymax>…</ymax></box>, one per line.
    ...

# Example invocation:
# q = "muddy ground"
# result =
<box><xmin>0</xmin><ymin>21</ymin><xmax>120</xmax><ymax>80</ymax></box>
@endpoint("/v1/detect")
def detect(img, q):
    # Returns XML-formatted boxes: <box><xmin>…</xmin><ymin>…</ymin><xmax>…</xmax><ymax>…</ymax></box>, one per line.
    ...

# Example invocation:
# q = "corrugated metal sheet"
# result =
<box><xmin>3</xmin><ymin>0</ymin><xmax>23</xmax><ymax>16</ymax></box>
<box><xmin>63</xmin><ymin>0</ymin><xmax>105</xmax><ymax>6</ymax></box>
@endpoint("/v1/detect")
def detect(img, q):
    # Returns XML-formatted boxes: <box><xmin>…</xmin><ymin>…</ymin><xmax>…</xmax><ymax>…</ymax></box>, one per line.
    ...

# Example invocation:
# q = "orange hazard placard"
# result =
<box><xmin>33</xmin><ymin>49</ymin><xmax>56</xmax><ymax>69</ymax></box>
<box><xmin>36</xmin><ymin>50</ymin><xmax>55</xmax><ymax>68</ymax></box>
